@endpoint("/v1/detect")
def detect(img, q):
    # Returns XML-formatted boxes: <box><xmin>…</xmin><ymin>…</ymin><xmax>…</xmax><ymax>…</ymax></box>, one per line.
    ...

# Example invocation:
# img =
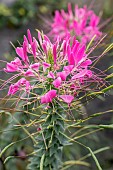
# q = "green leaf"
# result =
<box><xmin>87</xmin><ymin>147</ymin><xmax>102</xmax><ymax>170</ymax></box>
<box><xmin>4</xmin><ymin>156</ymin><xmax>15</xmax><ymax>164</ymax></box>
<box><xmin>51</xmin><ymin>114</ymin><xmax>58</xmax><ymax>121</ymax></box>
<box><xmin>86</xmin><ymin>35</ymin><xmax>96</xmax><ymax>51</ymax></box>
<box><xmin>40</xmin><ymin>153</ymin><xmax>45</xmax><ymax>170</ymax></box>
<box><xmin>54</xmin><ymin>124</ymin><xmax>60</xmax><ymax>135</ymax></box>
<box><xmin>0</xmin><ymin>142</ymin><xmax>15</xmax><ymax>158</ymax></box>
<box><xmin>45</xmin><ymin>129</ymin><xmax>52</xmax><ymax>139</ymax></box>
<box><xmin>99</xmin><ymin>124</ymin><xmax>113</xmax><ymax>129</ymax></box>
<box><xmin>63</xmin><ymin>160</ymin><xmax>90</xmax><ymax>168</ymax></box>
<box><xmin>79</xmin><ymin>146</ymin><xmax>110</xmax><ymax>161</ymax></box>
<box><xmin>49</xmin><ymin>144</ymin><xmax>57</xmax><ymax>157</ymax></box>
<box><xmin>57</xmin><ymin>132</ymin><xmax>69</xmax><ymax>145</ymax></box>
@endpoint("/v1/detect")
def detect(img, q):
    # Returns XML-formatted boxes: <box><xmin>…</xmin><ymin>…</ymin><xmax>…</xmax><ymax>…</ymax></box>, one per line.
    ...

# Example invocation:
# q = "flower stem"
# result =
<box><xmin>28</xmin><ymin>103</ymin><xmax>67</xmax><ymax>170</ymax></box>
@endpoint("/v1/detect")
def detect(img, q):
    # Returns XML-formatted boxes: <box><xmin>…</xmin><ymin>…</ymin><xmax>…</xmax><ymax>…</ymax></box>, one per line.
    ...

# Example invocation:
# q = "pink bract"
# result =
<box><xmin>60</xmin><ymin>95</ymin><xmax>74</xmax><ymax>104</ymax></box>
<box><xmin>53</xmin><ymin>77</ymin><xmax>62</xmax><ymax>88</ymax></box>
<box><xmin>41</xmin><ymin>90</ymin><xmax>57</xmax><ymax>104</ymax></box>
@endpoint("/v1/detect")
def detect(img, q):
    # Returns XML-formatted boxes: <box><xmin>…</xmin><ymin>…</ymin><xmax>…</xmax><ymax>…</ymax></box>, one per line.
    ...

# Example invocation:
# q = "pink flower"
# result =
<box><xmin>8</xmin><ymin>83</ymin><xmax>19</xmax><ymax>95</ymax></box>
<box><xmin>4</xmin><ymin>30</ymin><xmax>98</xmax><ymax>106</ymax></box>
<box><xmin>53</xmin><ymin>77</ymin><xmax>62</xmax><ymax>88</ymax></box>
<box><xmin>4</xmin><ymin>58</ymin><xmax>22</xmax><ymax>72</ymax></box>
<box><xmin>41</xmin><ymin>90</ymin><xmax>57</xmax><ymax>104</ymax></box>
<box><xmin>19</xmin><ymin>78</ymin><xmax>31</xmax><ymax>92</ymax></box>
<box><xmin>8</xmin><ymin>78</ymin><xmax>31</xmax><ymax>95</ymax></box>
<box><xmin>50</xmin><ymin>3</ymin><xmax>101</xmax><ymax>44</ymax></box>
<box><xmin>60</xmin><ymin>95</ymin><xmax>74</xmax><ymax>104</ymax></box>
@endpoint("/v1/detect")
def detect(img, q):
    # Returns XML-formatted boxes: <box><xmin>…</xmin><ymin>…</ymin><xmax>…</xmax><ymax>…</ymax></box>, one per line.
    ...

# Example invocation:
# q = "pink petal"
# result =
<box><xmin>68</xmin><ymin>52</ymin><xmax>75</xmax><ymax>65</ymax></box>
<box><xmin>68</xmin><ymin>3</ymin><xmax>73</xmax><ymax>18</ymax></box>
<box><xmin>16</xmin><ymin>47</ymin><xmax>24</xmax><ymax>60</ymax></box>
<box><xmin>63</xmin><ymin>65</ymin><xmax>74</xmax><ymax>73</ymax></box>
<box><xmin>27</xmin><ymin>29</ymin><xmax>32</xmax><ymax>44</ymax></box>
<box><xmin>19</xmin><ymin>78</ymin><xmax>26</xmax><ymax>85</ymax></box>
<box><xmin>24</xmin><ymin>69</ymin><xmax>34</xmax><ymax>77</ymax></box>
<box><xmin>80</xmin><ymin>59</ymin><xmax>92</xmax><ymax>67</ymax></box>
<box><xmin>38</xmin><ymin>31</ymin><xmax>42</xmax><ymax>43</ymax></box>
<box><xmin>53</xmin><ymin>77</ymin><xmax>62</xmax><ymax>88</ymax></box>
<box><xmin>8</xmin><ymin>83</ymin><xmax>19</xmax><ymax>95</ymax></box>
<box><xmin>44</xmin><ymin>35</ymin><xmax>51</xmax><ymax>43</ymax></box>
<box><xmin>71</xmin><ymin>69</ymin><xmax>88</xmax><ymax>80</ymax></box>
<box><xmin>75</xmin><ymin>45</ymin><xmax>86</xmax><ymax>65</ymax></box>
<box><xmin>49</xmin><ymin>90</ymin><xmax>57</xmax><ymax>98</ymax></box>
<box><xmin>41</xmin><ymin>90</ymin><xmax>57</xmax><ymax>104</ymax></box>
<box><xmin>19</xmin><ymin>78</ymin><xmax>31</xmax><ymax>92</ymax></box>
<box><xmin>31</xmin><ymin>38</ymin><xmax>37</xmax><ymax>59</ymax></box>
<box><xmin>47</xmin><ymin>71</ymin><xmax>55</xmax><ymax>79</ymax></box>
<box><xmin>60</xmin><ymin>95</ymin><xmax>74</xmax><ymax>104</ymax></box>
<box><xmin>42</xmin><ymin>42</ymin><xmax>47</xmax><ymax>56</ymax></box>
<box><xmin>4</xmin><ymin>63</ymin><xmax>18</xmax><ymax>72</ymax></box>
<box><xmin>24</xmin><ymin>35</ymin><xmax>28</xmax><ymax>46</ymax></box>
<box><xmin>23</xmin><ymin>41</ymin><xmax>29</xmax><ymax>63</ymax></box>
<box><xmin>43</xmin><ymin>62</ymin><xmax>51</xmax><ymax>72</ymax></box>
<box><xmin>11</xmin><ymin>58</ymin><xmax>22</xmax><ymax>66</ymax></box>
<box><xmin>63</xmin><ymin>41</ymin><xmax>67</xmax><ymax>56</ymax></box>
<box><xmin>57</xmin><ymin>71</ymin><xmax>67</xmax><ymax>81</ymax></box>
<box><xmin>30</xmin><ymin>63</ymin><xmax>40</xmax><ymax>71</ymax></box>
<box><xmin>53</xmin><ymin>44</ymin><xmax>57</xmax><ymax>65</ymax></box>
<box><xmin>86</xmin><ymin>70</ymin><xmax>92</xmax><ymax>78</ymax></box>
<box><xmin>72</xmin><ymin>41</ymin><xmax>80</xmax><ymax>54</ymax></box>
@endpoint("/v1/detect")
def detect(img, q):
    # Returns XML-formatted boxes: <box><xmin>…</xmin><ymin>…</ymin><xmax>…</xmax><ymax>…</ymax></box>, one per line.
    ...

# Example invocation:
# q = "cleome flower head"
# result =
<box><xmin>50</xmin><ymin>3</ymin><xmax>102</xmax><ymax>44</ymax></box>
<box><xmin>4</xmin><ymin>29</ymin><xmax>101</xmax><ymax>105</ymax></box>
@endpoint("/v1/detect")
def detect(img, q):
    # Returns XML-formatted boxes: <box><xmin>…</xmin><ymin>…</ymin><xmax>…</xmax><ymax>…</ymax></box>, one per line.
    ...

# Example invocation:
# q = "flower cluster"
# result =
<box><xmin>4</xmin><ymin>29</ymin><xmax>97</xmax><ymax>104</ymax></box>
<box><xmin>50</xmin><ymin>3</ymin><xmax>102</xmax><ymax>44</ymax></box>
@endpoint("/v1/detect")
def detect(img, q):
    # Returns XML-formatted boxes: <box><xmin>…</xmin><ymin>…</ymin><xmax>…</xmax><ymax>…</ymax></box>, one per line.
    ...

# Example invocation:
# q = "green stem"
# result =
<box><xmin>28</xmin><ymin>103</ymin><xmax>68</xmax><ymax>170</ymax></box>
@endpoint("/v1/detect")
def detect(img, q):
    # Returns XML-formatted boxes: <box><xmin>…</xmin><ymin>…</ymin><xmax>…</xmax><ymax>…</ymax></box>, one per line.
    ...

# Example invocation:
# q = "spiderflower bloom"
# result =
<box><xmin>3</xmin><ymin>29</ymin><xmax>100</xmax><ymax>105</ymax></box>
<box><xmin>50</xmin><ymin>3</ymin><xmax>102</xmax><ymax>44</ymax></box>
<box><xmin>2</xmin><ymin>30</ymin><xmax>106</xmax><ymax>170</ymax></box>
